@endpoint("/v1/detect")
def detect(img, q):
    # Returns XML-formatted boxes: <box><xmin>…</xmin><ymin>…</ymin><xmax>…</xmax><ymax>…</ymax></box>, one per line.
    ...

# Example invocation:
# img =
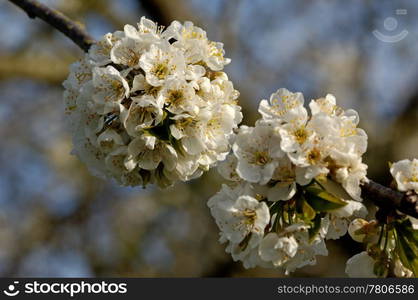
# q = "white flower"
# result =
<box><xmin>64</xmin><ymin>17</ymin><xmax>241</xmax><ymax>187</ymax></box>
<box><xmin>325</xmin><ymin>200</ymin><xmax>367</xmax><ymax>240</ymax></box>
<box><xmin>169</xmin><ymin>113</ymin><xmax>206</xmax><ymax>155</ymax></box>
<box><xmin>136</xmin><ymin>17</ymin><xmax>164</xmax><ymax>42</ymax></box>
<box><xmin>337</xmin><ymin>110</ymin><xmax>368</xmax><ymax>156</ymax></box>
<box><xmin>88</xmin><ymin>33</ymin><xmax>118</xmax><ymax>66</ymax></box>
<box><xmin>121</xmin><ymin>95</ymin><xmax>164</xmax><ymax>136</ymax></box>
<box><xmin>130</xmin><ymin>74</ymin><xmax>159</xmax><ymax>96</ymax></box>
<box><xmin>124</xmin><ymin>134</ymin><xmax>177</xmax><ymax>172</ymax></box>
<box><xmin>225</xmin><ymin>239</ymin><xmax>272</xmax><ymax>269</ymax></box>
<box><xmin>208</xmin><ymin>190</ymin><xmax>269</xmax><ymax>244</ymax></box>
<box><xmin>173</xmin><ymin>153</ymin><xmax>202</xmax><ymax>180</ymax></box>
<box><xmin>91</xmin><ymin>66</ymin><xmax>130</xmax><ymax>112</ymax></box>
<box><xmin>259</xmin><ymin>233</ymin><xmax>298</xmax><ymax>267</ymax></box>
<box><xmin>217</xmin><ymin>154</ymin><xmax>241</xmax><ymax>182</ymax></box>
<box><xmin>63</xmin><ymin>58</ymin><xmax>92</xmax><ymax>128</ymax></box>
<box><xmin>139</xmin><ymin>43</ymin><xmax>185</xmax><ymax>87</ymax></box>
<box><xmin>208</xmin><ymin>185</ymin><xmax>269</xmax><ymax>269</ymax></box>
<box><xmin>63</xmin><ymin>57</ymin><xmax>92</xmax><ymax>91</ymax></box>
<box><xmin>169</xmin><ymin>21</ymin><xmax>231</xmax><ymax>70</ymax></box>
<box><xmin>258</xmin><ymin>88</ymin><xmax>307</xmax><ymax>123</ymax></box>
<box><xmin>185</xmin><ymin>64</ymin><xmax>206</xmax><ymax>88</ymax></box>
<box><xmin>333</xmin><ymin>156</ymin><xmax>368</xmax><ymax>201</ymax></box>
<box><xmin>309</xmin><ymin>93</ymin><xmax>338</xmax><ymax>116</ymax></box>
<box><xmin>233</xmin><ymin>121</ymin><xmax>284</xmax><ymax>184</ymax></box>
<box><xmin>105</xmin><ymin>146</ymin><xmax>129</xmax><ymax>176</ymax></box>
<box><xmin>159</xmin><ymin>78</ymin><xmax>200</xmax><ymax>114</ymax></box>
<box><xmin>390</xmin><ymin>159</ymin><xmax>418</xmax><ymax>193</ymax></box>
<box><xmin>345</xmin><ymin>252</ymin><xmax>377</xmax><ymax>278</ymax></box>
<box><xmin>276</xmin><ymin>223</ymin><xmax>328</xmax><ymax>274</ymax></box>
<box><xmin>257</xmin><ymin>221</ymin><xmax>325</xmax><ymax>273</ymax></box>
<box><xmin>284</xmin><ymin>237</ymin><xmax>328</xmax><ymax>274</ymax></box>
<box><xmin>96</xmin><ymin>128</ymin><xmax>125</xmax><ymax>154</ymax></box>
<box><xmin>278</xmin><ymin>115</ymin><xmax>310</xmax><ymax>154</ymax></box>
<box><xmin>204</xmin><ymin>103</ymin><xmax>242</xmax><ymax>154</ymax></box>
<box><xmin>268</xmin><ymin>156</ymin><xmax>297</xmax><ymax>201</ymax></box>
<box><xmin>348</xmin><ymin>218</ymin><xmax>369</xmax><ymax>242</ymax></box>
<box><xmin>110</xmin><ymin>37</ymin><xmax>144</xmax><ymax>68</ymax></box>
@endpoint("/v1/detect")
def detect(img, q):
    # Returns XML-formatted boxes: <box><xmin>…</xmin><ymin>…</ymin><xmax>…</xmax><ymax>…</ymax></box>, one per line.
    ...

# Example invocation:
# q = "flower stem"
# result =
<box><xmin>377</xmin><ymin>224</ymin><xmax>385</xmax><ymax>249</ymax></box>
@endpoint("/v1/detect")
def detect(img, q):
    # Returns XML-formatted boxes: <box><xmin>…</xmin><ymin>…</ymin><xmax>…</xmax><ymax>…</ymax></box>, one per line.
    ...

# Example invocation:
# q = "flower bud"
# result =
<box><xmin>348</xmin><ymin>218</ymin><xmax>368</xmax><ymax>242</ymax></box>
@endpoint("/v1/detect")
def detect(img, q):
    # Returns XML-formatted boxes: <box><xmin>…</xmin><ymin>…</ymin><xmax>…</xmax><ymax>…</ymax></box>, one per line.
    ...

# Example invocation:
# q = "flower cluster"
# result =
<box><xmin>346</xmin><ymin>158</ymin><xmax>418</xmax><ymax>278</ymax></box>
<box><xmin>63</xmin><ymin>17</ymin><xmax>242</xmax><ymax>187</ymax></box>
<box><xmin>208</xmin><ymin>89</ymin><xmax>368</xmax><ymax>273</ymax></box>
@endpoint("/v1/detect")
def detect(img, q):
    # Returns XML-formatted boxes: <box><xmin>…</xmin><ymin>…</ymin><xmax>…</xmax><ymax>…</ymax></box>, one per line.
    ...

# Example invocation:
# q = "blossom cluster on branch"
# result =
<box><xmin>63</xmin><ymin>17</ymin><xmax>242</xmax><ymax>187</ymax></box>
<box><xmin>56</xmin><ymin>10</ymin><xmax>418</xmax><ymax>277</ymax></box>
<box><xmin>208</xmin><ymin>89</ymin><xmax>369</xmax><ymax>273</ymax></box>
<box><xmin>346</xmin><ymin>159</ymin><xmax>418</xmax><ymax>277</ymax></box>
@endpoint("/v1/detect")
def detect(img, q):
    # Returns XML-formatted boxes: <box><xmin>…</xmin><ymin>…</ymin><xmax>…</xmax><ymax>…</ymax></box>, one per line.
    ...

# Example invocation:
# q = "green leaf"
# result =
<box><xmin>147</xmin><ymin>111</ymin><xmax>172</xmax><ymax>141</ymax></box>
<box><xmin>170</xmin><ymin>137</ymin><xmax>186</xmax><ymax>156</ymax></box>
<box><xmin>271</xmin><ymin>204</ymin><xmax>283</xmax><ymax>232</ymax></box>
<box><xmin>396</xmin><ymin>218</ymin><xmax>418</xmax><ymax>245</ymax></box>
<box><xmin>308</xmin><ymin>213</ymin><xmax>323</xmax><ymax>242</ymax></box>
<box><xmin>296</xmin><ymin>195</ymin><xmax>316</xmax><ymax>221</ymax></box>
<box><xmin>394</xmin><ymin>219</ymin><xmax>418</xmax><ymax>276</ymax></box>
<box><xmin>395</xmin><ymin>231</ymin><xmax>418</xmax><ymax>277</ymax></box>
<box><xmin>315</xmin><ymin>178</ymin><xmax>353</xmax><ymax>200</ymax></box>
<box><xmin>304</xmin><ymin>183</ymin><xmax>347</xmax><ymax>212</ymax></box>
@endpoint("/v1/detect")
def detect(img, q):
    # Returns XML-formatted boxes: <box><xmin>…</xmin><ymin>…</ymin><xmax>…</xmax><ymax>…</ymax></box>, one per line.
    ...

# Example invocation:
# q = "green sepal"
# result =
<box><xmin>304</xmin><ymin>183</ymin><xmax>347</xmax><ymax>212</ymax></box>
<box><xmin>269</xmin><ymin>201</ymin><xmax>283</xmax><ymax>215</ymax></box>
<box><xmin>373</xmin><ymin>260</ymin><xmax>389</xmax><ymax>278</ymax></box>
<box><xmin>148</xmin><ymin>115</ymin><xmax>170</xmax><ymax>141</ymax></box>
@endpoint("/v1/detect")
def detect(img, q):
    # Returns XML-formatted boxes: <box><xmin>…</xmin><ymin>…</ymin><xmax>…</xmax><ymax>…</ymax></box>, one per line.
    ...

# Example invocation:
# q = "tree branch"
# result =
<box><xmin>8</xmin><ymin>0</ymin><xmax>95</xmax><ymax>52</ymax></box>
<box><xmin>361</xmin><ymin>180</ymin><xmax>418</xmax><ymax>219</ymax></box>
<box><xmin>139</xmin><ymin>0</ymin><xmax>171</xmax><ymax>26</ymax></box>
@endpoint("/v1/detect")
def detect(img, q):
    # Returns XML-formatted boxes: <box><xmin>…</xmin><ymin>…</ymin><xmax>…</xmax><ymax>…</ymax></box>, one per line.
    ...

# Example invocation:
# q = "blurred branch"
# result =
<box><xmin>140</xmin><ymin>0</ymin><xmax>171</xmax><ymax>26</ymax></box>
<box><xmin>139</xmin><ymin>0</ymin><xmax>196</xmax><ymax>26</ymax></box>
<box><xmin>361</xmin><ymin>180</ymin><xmax>418</xmax><ymax>218</ymax></box>
<box><xmin>8</xmin><ymin>0</ymin><xmax>94</xmax><ymax>52</ymax></box>
<box><xmin>0</xmin><ymin>54</ymin><xmax>72</xmax><ymax>83</ymax></box>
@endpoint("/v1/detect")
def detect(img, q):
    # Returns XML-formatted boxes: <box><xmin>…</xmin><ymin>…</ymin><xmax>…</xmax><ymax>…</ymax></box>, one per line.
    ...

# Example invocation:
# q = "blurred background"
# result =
<box><xmin>0</xmin><ymin>0</ymin><xmax>417</xmax><ymax>277</ymax></box>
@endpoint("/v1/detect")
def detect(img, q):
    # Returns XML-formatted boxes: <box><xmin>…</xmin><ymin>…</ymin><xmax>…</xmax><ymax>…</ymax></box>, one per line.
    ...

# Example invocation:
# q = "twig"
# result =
<box><xmin>361</xmin><ymin>180</ymin><xmax>418</xmax><ymax>219</ymax></box>
<box><xmin>8</xmin><ymin>0</ymin><xmax>95</xmax><ymax>52</ymax></box>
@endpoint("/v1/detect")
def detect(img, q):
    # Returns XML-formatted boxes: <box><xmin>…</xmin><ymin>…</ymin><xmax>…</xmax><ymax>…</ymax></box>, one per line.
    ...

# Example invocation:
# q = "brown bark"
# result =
<box><xmin>361</xmin><ymin>180</ymin><xmax>418</xmax><ymax>218</ymax></box>
<box><xmin>8</xmin><ymin>0</ymin><xmax>94</xmax><ymax>52</ymax></box>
